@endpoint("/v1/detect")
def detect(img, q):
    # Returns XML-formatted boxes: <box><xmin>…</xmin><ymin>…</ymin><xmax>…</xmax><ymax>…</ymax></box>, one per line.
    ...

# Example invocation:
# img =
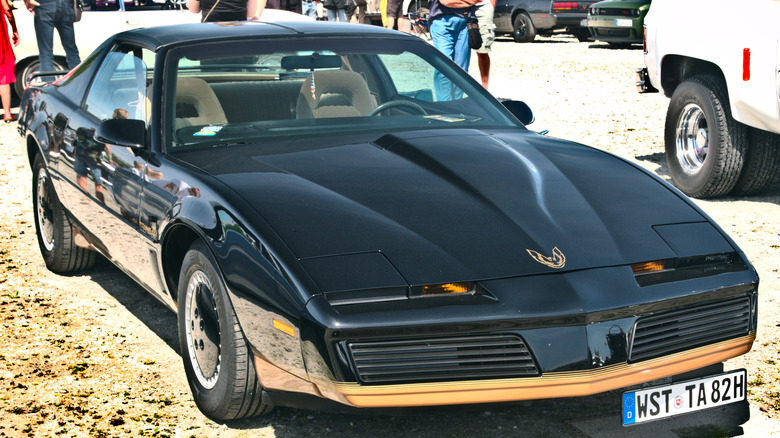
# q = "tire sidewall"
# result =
<box><xmin>513</xmin><ymin>14</ymin><xmax>535</xmax><ymax>43</ymax></box>
<box><xmin>15</xmin><ymin>58</ymin><xmax>67</xmax><ymax>98</ymax></box>
<box><xmin>664</xmin><ymin>79</ymin><xmax>728</xmax><ymax>197</ymax></box>
<box><xmin>32</xmin><ymin>154</ymin><xmax>62</xmax><ymax>267</ymax></box>
<box><xmin>177</xmin><ymin>241</ymin><xmax>238</xmax><ymax>420</ymax></box>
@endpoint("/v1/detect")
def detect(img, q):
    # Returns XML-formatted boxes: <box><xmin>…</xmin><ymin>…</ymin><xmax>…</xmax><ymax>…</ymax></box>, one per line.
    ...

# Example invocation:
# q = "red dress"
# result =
<box><xmin>0</xmin><ymin>8</ymin><xmax>16</xmax><ymax>86</ymax></box>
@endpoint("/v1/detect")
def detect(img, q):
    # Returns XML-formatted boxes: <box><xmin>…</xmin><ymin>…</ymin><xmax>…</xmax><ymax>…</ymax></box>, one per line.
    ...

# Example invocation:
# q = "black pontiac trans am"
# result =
<box><xmin>17</xmin><ymin>21</ymin><xmax>758</xmax><ymax>424</ymax></box>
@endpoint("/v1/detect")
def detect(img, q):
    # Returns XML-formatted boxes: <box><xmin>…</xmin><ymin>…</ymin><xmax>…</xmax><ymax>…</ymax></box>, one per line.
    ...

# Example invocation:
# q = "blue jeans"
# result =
<box><xmin>302</xmin><ymin>0</ymin><xmax>317</xmax><ymax>17</ymax></box>
<box><xmin>327</xmin><ymin>8</ymin><xmax>348</xmax><ymax>22</ymax></box>
<box><xmin>33</xmin><ymin>0</ymin><xmax>81</xmax><ymax>78</ymax></box>
<box><xmin>430</xmin><ymin>15</ymin><xmax>470</xmax><ymax>101</ymax></box>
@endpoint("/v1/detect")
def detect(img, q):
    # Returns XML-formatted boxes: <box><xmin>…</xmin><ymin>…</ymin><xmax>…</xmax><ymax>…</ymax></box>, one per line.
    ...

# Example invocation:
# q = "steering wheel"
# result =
<box><xmin>367</xmin><ymin>100</ymin><xmax>427</xmax><ymax>117</ymax></box>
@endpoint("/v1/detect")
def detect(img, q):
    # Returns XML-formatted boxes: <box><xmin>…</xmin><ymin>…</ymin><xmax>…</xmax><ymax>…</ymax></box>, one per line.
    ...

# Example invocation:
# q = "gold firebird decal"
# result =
<box><xmin>527</xmin><ymin>247</ymin><xmax>566</xmax><ymax>269</ymax></box>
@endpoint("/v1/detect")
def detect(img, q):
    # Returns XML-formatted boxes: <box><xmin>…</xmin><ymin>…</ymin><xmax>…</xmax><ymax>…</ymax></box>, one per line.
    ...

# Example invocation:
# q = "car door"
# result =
<box><xmin>59</xmin><ymin>45</ymin><xmax>159</xmax><ymax>288</ymax></box>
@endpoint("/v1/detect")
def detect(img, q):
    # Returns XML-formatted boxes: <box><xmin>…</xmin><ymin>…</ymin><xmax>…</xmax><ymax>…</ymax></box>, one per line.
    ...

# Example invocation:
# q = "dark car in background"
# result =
<box><xmin>587</xmin><ymin>0</ymin><xmax>651</xmax><ymax>46</ymax></box>
<box><xmin>551</xmin><ymin>0</ymin><xmax>599</xmax><ymax>41</ymax></box>
<box><xmin>494</xmin><ymin>0</ymin><xmax>559</xmax><ymax>42</ymax></box>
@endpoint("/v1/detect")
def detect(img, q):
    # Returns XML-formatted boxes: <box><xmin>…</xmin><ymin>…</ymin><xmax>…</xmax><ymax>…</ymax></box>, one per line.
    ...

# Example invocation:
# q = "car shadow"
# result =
<box><xmin>83</xmin><ymin>256</ymin><xmax>180</xmax><ymax>354</ymax></box>
<box><xmin>588</xmin><ymin>42</ymin><xmax>643</xmax><ymax>50</ymax></box>
<box><xmin>494</xmin><ymin>35</ymin><xmax>575</xmax><ymax>44</ymax></box>
<box><xmin>224</xmin><ymin>391</ymin><xmax>752</xmax><ymax>438</ymax></box>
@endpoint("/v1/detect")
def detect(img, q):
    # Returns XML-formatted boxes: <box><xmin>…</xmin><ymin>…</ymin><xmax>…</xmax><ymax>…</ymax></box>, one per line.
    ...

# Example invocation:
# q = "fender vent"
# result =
<box><xmin>347</xmin><ymin>334</ymin><xmax>539</xmax><ymax>385</ymax></box>
<box><xmin>630</xmin><ymin>297</ymin><xmax>751</xmax><ymax>362</ymax></box>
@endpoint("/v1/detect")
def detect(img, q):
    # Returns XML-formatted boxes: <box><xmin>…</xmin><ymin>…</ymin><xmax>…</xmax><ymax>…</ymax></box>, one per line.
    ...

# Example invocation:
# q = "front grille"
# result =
<box><xmin>629</xmin><ymin>297</ymin><xmax>751</xmax><ymax>362</ymax></box>
<box><xmin>599</xmin><ymin>8</ymin><xmax>638</xmax><ymax>16</ymax></box>
<box><xmin>347</xmin><ymin>334</ymin><xmax>539</xmax><ymax>384</ymax></box>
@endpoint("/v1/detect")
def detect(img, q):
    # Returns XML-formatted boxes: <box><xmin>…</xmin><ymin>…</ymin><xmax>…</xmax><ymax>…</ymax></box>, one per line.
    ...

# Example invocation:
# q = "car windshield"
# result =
<box><xmin>166</xmin><ymin>37</ymin><xmax>522</xmax><ymax>151</ymax></box>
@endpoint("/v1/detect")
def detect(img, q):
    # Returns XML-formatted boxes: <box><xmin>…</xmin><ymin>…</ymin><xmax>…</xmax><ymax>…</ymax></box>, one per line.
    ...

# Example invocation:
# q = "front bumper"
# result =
<box><xmin>260</xmin><ymin>263</ymin><xmax>758</xmax><ymax>409</ymax></box>
<box><xmin>253</xmin><ymin>332</ymin><xmax>755</xmax><ymax>408</ymax></box>
<box><xmin>330</xmin><ymin>333</ymin><xmax>755</xmax><ymax>407</ymax></box>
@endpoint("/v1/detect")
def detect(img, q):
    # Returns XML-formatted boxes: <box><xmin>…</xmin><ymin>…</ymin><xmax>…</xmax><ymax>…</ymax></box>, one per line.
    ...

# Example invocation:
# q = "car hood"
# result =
<box><xmin>197</xmin><ymin>129</ymin><xmax>715</xmax><ymax>291</ymax></box>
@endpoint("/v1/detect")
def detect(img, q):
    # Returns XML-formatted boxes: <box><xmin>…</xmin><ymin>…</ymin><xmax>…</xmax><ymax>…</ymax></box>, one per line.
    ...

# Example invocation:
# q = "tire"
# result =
<box><xmin>730</xmin><ymin>128</ymin><xmax>780</xmax><ymax>196</ymax></box>
<box><xmin>573</xmin><ymin>29</ymin><xmax>590</xmax><ymax>42</ymax></box>
<box><xmin>32</xmin><ymin>154</ymin><xmax>96</xmax><ymax>273</ymax></box>
<box><xmin>664</xmin><ymin>76</ymin><xmax>748</xmax><ymax>198</ymax></box>
<box><xmin>14</xmin><ymin>57</ymin><xmax>67</xmax><ymax>98</ymax></box>
<box><xmin>178</xmin><ymin>240</ymin><xmax>272</xmax><ymax>421</ymax></box>
<box><xmin>512</xmin><ymin>13</ymin><xmax>536</xmax><ymax>43</ymax></box>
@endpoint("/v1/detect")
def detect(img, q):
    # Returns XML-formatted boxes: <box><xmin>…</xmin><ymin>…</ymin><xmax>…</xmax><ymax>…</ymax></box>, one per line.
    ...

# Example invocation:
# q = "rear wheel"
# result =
<box><xmin>572</xmin><ymin>29</ymin><xmax>590</xmax><ymax>42</ymax></box>
<box><xmin>15</xmin><ymin>57</ymin><xmax>67</xmax><ymax>97</ymax></box>
<box><xmin>730</xmin><ymin>128</ymin><xmax>780</xmax><ymax>196</ymax></box>
<box><xmin>664</xmin><ymin>76</ymin><xmax>747</xmax><ymax>198</ymax></box>
<box><xmin>178</xmin><ymin>240</ymin><xmax>272</xmax><ymax>421</ymax></box>
<box><xmin>512</xmin><ymin>14</ymin><xmax>536</xmax><ymax>43</ymax></box>
<box><xmin>32</xmin><ymin>154</ymin><xmax>96</xmax><ymax>273</ymax></box>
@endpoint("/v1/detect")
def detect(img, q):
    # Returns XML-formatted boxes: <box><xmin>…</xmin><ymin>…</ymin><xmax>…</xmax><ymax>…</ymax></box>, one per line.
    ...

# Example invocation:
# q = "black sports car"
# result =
<box><xmin>493</xmin><ymin>0</ymin><xmax>559</xmax><ymax>43</ymax></box>
<box><xmin>18</xmin><ymin>21</ymin><xmax>757</xmax><ymax>424</ymax></box>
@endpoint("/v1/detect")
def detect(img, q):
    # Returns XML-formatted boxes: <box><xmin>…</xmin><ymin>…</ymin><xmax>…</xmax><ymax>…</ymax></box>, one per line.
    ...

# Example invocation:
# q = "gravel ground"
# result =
<box><xmin>0</xmin><ymin>34</ymin><xmax>778</xmax><ymax>437</ymax></box>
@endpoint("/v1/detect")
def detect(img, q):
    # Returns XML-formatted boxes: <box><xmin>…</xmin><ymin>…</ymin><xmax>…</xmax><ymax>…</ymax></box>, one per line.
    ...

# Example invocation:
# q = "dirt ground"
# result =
<box><xmin>0</xmin><ymin>35</ymin><xmax>778</xmax><ymax>437</ymax></box>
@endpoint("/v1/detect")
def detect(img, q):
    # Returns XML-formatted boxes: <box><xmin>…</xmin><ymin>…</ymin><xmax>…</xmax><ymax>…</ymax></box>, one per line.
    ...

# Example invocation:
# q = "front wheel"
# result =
<box><xmin>178</xmin><ymin>240</ymin><xmax>272</xmax><ymax>421</ymax></box>
<box><xmin>664</xmin><ymin>76</ymin><xmax>747</xmax><ymax>198</ymax></box>
<box><xmin>32</xmin><ymin>154</ymin><xmax>96</xmax><ymax>273</ymax></box>
<box><xmin>512</xmin><ymin>14</ymin><xmax>536</xmax><ymax>43</ymax></box>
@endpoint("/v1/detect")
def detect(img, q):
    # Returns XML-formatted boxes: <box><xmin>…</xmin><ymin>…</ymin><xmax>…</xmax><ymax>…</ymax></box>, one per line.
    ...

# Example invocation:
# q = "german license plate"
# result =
<box><xmin>622</xmin><ymin>369</ymin><xmax>747</xmax><ymax>426</ymax></box>
<box><xmin>615</xmin><ymin>19</ymin><xmax>633</xmax><ymax>27</ymax></box>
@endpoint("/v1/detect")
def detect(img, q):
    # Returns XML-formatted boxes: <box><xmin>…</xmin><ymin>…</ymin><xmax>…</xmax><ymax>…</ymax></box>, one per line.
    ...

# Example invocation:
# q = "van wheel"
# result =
<box><xmin>664</xmin><ymin>76</ymin><xmax>747</xmax><ymax>198</ymax></box>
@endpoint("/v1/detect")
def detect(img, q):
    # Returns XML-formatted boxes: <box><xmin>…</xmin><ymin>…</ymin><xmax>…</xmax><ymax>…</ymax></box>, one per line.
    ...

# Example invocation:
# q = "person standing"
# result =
<box><xmin>428</xmin><ymin>0</ymin><xmax>479</xmax><ymax>100</ymax></box>
<box><xmin>301</xmin><ymin>0</ymin><xmax>317</xmax><ymax>18</ymax></box>
<box><xmin>384</xmin><ymin>0</ymin><xmax>407</xmax><ymax>32</ymax></box>
<box><xmin>187</xmin><ymin>0</ymin><xmax>265</xmax><ymax>22</ymax></box>
<box><xmin>22</xmin><ymin>0</ymin><xmax>80</xmax><ymax>81</ymax></box>
<box><xmin>473</xmin><ymin>0</ymin><xmax>494</xmax><ymax>88</ymax></box>
<box><xmin>0</xmin><ymin>0</ymin><xmax>19</xmax><ymax>122</ymax></box>
<box><xmin>322</xmin><ymin>0</ymin><xmax>348</xmax><ymax>21</ymax></box>
<box><xmin>266</xmin><ymin>0</ymin><xmax>301</xmax><ymax>14</ymax></box>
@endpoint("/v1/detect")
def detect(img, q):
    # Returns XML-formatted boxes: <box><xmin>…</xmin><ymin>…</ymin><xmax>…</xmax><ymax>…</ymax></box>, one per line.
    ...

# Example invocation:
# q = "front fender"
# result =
<box><xmin>159</xmin><ymin>203</ymin><xmax>314</xmax><ymax>386</ymax></box>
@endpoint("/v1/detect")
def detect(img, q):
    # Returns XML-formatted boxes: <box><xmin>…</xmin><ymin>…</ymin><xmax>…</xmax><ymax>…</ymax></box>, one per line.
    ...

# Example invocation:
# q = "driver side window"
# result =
<box><xmin>85</xmin><ymin>50</ymin><xmax>150</xmax><ymax>122</ymax></box>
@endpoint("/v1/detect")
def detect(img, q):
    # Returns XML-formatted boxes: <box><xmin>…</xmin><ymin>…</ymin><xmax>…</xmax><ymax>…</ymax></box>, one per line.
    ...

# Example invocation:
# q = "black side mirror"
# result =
<box><xmin>500</xmin><ymin>100</ymin><xmax>535</xmax><ymax>126</ymax></box>
<box><xmin>95</xmin><ymin>118</ymin><xmax>146</xmax><ymax>149</ymax></box>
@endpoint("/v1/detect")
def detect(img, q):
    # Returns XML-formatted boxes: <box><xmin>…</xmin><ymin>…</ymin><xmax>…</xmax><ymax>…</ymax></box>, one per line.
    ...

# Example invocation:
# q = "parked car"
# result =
<box><xmin>551</xmin><ymin>0</ymin><xmax>598</xmax><ymax>41</ymax></box>
<box><xmin>11</xmin><ymin>2</ymin><xmax>308</xmax><ymax>97</ymax></box>
<box><xmin>587</xmin><ymin>0</ymin><xmax>651</xmax><ymax>46</ymax></box>
<box><xmin>639</xmin><ymin>0</ymin><xmax>780</xmax><ymax>197</ymax></box>
<box><xmin>494</xmin><ymin>0</ymin><xmax>559</xmax><ymax>42</ymax></box>
<box><xmin>18</xmin><ymin>21</ymin><xmax>757</xmax><ymax>423</ymax></box>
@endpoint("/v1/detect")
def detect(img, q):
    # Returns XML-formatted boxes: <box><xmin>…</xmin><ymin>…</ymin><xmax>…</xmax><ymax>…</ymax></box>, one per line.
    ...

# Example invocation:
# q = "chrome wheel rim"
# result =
<box><xmin>36</xmin><ymin>167</ymin><xmax>55</xmax><ymax>252</ymax></box>
<box><xmin>185</xmin><ymin>270</ymin><xmax>221</xmax><ymax>390</ymax></box>
<box><xmin>675</xmin><ymin>103</ymin><xmax>709</xmax><ymax>175</ymax></box>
